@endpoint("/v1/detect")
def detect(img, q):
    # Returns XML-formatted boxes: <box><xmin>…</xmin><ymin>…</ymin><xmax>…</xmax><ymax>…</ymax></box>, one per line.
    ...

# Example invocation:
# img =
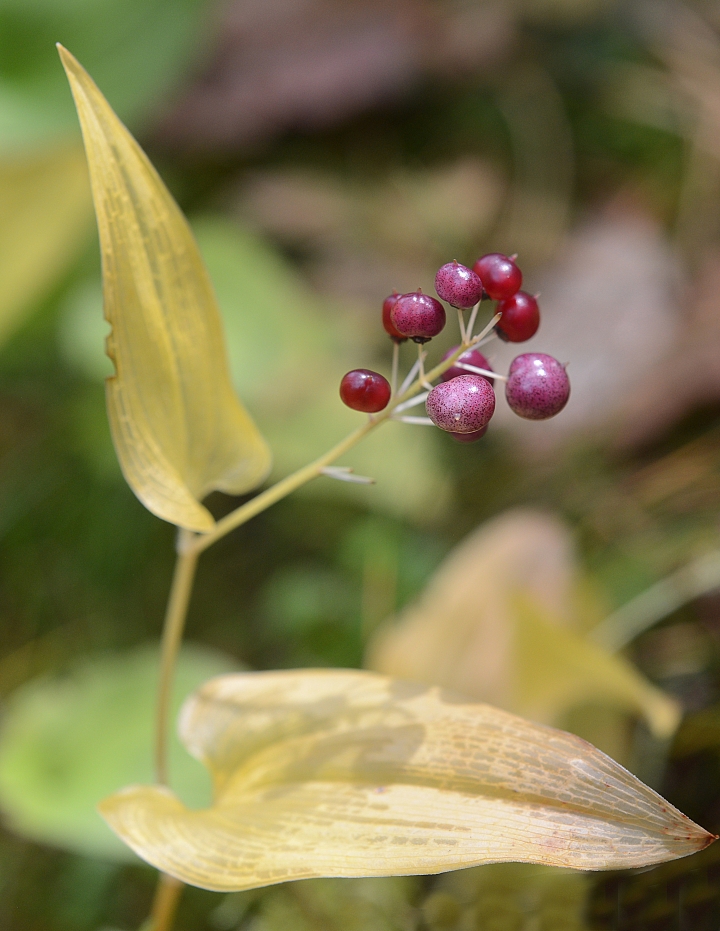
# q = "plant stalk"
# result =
<box><xmin>145</xmin><ymin>313</ymin><xmax>500</xmax><ymax>931</ymax></box>
<box><xmin>154</xmin><ymin>527</ymin><xmax>198</xmax><ymax>786</ymax></box>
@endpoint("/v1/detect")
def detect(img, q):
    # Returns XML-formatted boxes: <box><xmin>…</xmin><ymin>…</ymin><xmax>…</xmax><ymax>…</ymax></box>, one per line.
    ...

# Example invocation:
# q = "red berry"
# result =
<box><xmin>450</xmin><ymin>425</ymin><xmax>488</xmax><ymax>443</ymax></box>
<box><xmin>390</xmin><ymin>290</ymin><xmax>446</xmax><ymax>343</ymax></box>
<box><xmin>472</xmin><ymin>253</ymin><xmax>522</xmax><ymax>300</ymax></box>
<box><xmin>340</xmin><ymin>369</ymin><xmax>391</xmax><ymax>413</ymax></box>
<box><xmin>441</xmin><ymin>346</ymin><xmax>494</xmax><ymax>384</ymax></box>
<box><xmin>435</xmin><ymin>261</ymin><xmax>483</xmax><ymax>309</ymax></box>
<box><xmin>426</xmin><ymin>374</ymin><xmax>495</xmax><ymax>433</ymax></box>
<box><xmin>382</xmin><ymin>292</ymin><xmax>407</xmax><ymax>342</ymax></box>
<box><xmin>496</xmin><ymin>291</ymin><xmax>540</xmax><ymax>342</ymax></box>
<box><xmin>505</xmin><ymin>353</ymin><xmax>569</xmax><ymax>420</ymax></box>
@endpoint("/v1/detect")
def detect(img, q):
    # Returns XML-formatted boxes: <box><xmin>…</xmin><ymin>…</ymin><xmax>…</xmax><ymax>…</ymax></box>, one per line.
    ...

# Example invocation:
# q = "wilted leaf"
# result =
<box><xmin>0</xmin><ymin>145</ymin><xmax>91</xmax><ymax>345</ymax></box>
<box><xmin>367</xmin><ymin>511</ymin><xmax>680</xmax><ymax>741</ymax></box>
<box><xmin>0</xmin><ymin>644</ymin><xmax>238</xmax><ymax>861</ymax></box>
<box><xmin>59</xmin><ymin>47</ymin><xmax>271</xmax><ymax>532</ymax></box>
<box><xmin>99</xmin><ymin>669</ymin><xmax>712</xmax><ymax>891</ymax></box>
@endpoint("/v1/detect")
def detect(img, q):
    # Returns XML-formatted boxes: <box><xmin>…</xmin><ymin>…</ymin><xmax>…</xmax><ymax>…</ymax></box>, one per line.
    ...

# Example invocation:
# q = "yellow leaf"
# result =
<box><xmin>99</xmin><ymin>669</ymin><xmax>713</xmax><ymax>891</ymax></box>
<box><xmin>0</xmin><ymin>145</ymin><xmax>91</xmax><ymax>346</ymax></box>
<box><xmin>367</xmin><ymin>510</ymin><xmax>680</xmax><ymax>740</ymax></box>
<box><xmin>58</xmin><ymin>46</ymin><xmax>271</xmax><ymax>532</ymax></box>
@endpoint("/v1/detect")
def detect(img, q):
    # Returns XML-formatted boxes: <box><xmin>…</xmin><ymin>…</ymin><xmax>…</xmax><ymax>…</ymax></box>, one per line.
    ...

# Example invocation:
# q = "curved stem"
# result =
<box><xmin>154</xmin><ymin>528</ymin><xmax>198</xmax><ymax>785</ymax></box>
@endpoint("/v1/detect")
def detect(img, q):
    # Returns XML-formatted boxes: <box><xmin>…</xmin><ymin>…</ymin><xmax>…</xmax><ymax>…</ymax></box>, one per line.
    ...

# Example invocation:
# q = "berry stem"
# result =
<box><xmin>399</xmin><ymin>358</ymin><xmax>421</xmax><ymax>395</ymax></box>
<box><xmin>456</xmin><ymin>362</ymin><xmax>507</xmax><ymax>381</ymax></box>
<box><xmin>466</xmin><ymin>301</ymin><xmax>481</xmax><ymax>341</ymax></box>
<box><xmin>395</xmin><ymin>415</ymin><xmax>435</xmax><ymax>425</ymax></box>
<box><xmin>417</xmin><ymin>344</ymin><xmax>433</xmax><ymax>390</ymax></box>
<box><xmin>391</xmin><ymin>341</ymin><xmax>399</xmax><ymax>396</ymax></box>
<box><xmin>457</xmin><ymin>307</ymin><xmax>467</xmax><ymax>344</ymax></box>
<box><xmin>392</xmin><ymin>390</ymin><xmax>430</xmax><ymax>414</ymax></box>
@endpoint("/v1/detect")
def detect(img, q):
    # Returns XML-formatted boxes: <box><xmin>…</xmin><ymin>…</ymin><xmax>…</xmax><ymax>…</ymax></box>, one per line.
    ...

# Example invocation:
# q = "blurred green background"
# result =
<box><xmin>3</xmin><ymin>0</ymin><xmax>720</xmax><ymax>927</ymax></box>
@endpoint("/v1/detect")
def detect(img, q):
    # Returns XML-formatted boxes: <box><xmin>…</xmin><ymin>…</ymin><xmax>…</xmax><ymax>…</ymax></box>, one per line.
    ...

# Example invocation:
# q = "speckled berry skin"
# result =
<box><xmin>382</xmin><ymin>292</ymin><xmax>407</xmax><ymax>342</ymax></box>
<box><xmin>434</xmin><ymin>262</ymin><xmax>484</xmax><ymax>309</ymax></box>
<box><xmin>472</xmin><ymin>253</ymin><xmax>522</xmax><ymax>301</ymax></box>
<box><xmin>390</xmin><ymin>291</ymin><xmax>446</xmax><ymax>343</ymax></box>
<box><xmin>426</xmin><ymin>374</ymin><xmax>495</xmax><ymax>433</ymax></box>
<box><xmin>505</xmin><ymin>353</ymin><xmax>569</xmax><ymax>420</ymax></box>
<box><xmin>441</xmin><ymin>346</ymin><xmax>494</xmax><ymax>384</ymax></box>
<box><xmin>340</xmin><ymin>369</ymin><xmax>392</xmax><ymax>413</ymax></box>
<box><xmin>496</xmin><ymin>291</ymin><xmax>540</xmax><ymax>342</ymax></box>
<box><xmin>451</xmin><ymin>425</ymin><xmax>488</xmax><ymax>443</ymax></box>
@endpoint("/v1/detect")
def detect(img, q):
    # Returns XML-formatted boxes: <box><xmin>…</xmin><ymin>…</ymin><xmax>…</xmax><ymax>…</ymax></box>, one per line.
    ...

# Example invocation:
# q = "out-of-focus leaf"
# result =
<box><xmin>0</xmin><ymin>0</ymin><xmax>211</xmax><ymax>152</ymax></box>
<box><xmin>428</xmin><ymin>862</ymin><xmax>591</xmax><ymax>931</ymax></box>
<box><xmin>59</xmin><ymin>47</ymin><xmax>271</xmax><ymax>532</ymax></box>
<box><xmin>0</xmin><ymin>644</ymin><xmax>238</xmax><ymax>862</ymax></box>
<box><xmin>367</xmin><ymin>510</ymin><xmax>680</xmax><ymax>741</ymax></box>
<box><xmin>0</xmin><ymin>145</ymin><xmax>91</xmax><ymax>345</ymax></box>
<box><xmin>99</xmin><ymin>669</ymin><xmax>712</xmax><ymax>891</ymax></box>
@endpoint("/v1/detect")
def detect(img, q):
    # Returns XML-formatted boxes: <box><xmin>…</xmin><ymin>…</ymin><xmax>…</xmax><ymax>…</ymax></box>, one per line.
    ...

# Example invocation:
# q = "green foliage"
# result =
<box><xmin>0</xmin><ymin>644</ymin><xmax>237</xmax><ymax>860</ymax></box>
<box><xmin>0</xmin><ymin>0</ymin><xmax>213</xmax><ymax>151</ymax></box>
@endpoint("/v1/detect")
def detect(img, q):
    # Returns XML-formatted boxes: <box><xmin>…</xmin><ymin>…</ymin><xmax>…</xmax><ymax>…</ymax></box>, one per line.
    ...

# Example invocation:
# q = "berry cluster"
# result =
<box><xmin>340</xmin><ymin>253</ymin><xmax>569</xmax><ymax>442</ymax></box>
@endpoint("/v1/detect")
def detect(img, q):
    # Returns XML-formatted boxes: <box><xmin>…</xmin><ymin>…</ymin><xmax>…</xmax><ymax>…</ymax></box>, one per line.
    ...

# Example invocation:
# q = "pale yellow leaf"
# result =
<box><xmin>58</xmin><ymin>46</ymin><xmax>271</xmax><ymax>532</ymax></box>
<box><xmin>366</xmin><ymin>510</ymin><xmax>680</xmax><ymax>740</ymax></box>
<box><xmin>99</xmin><ymin>669</ymin><xmax>713</xmax><ymax>891</ymax></box>
<box><xmin>0</xmin><ymin>145</ymin><xmax>91</xmax><ymax>345</ymax></box>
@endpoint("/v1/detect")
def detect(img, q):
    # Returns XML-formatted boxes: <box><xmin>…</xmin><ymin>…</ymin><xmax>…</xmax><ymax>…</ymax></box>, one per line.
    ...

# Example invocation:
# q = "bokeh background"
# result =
<box><xmin>2</xmin><ymin>0</ymin><xmax>720</xmax><ymax>928</ymax></box>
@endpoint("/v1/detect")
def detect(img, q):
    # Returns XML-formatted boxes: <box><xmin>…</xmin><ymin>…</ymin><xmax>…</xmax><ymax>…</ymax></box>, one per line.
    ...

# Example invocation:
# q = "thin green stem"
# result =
<box><xmin>154</xmin><ymin>527</ymin><xmax>198</xmax><ymax>786</ymax></box>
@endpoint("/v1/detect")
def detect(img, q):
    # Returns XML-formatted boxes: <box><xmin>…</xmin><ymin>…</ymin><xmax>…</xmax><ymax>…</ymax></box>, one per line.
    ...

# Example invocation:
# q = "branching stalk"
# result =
<box><xmin>146</xmin><ymin>317</ymin><xmax>500</xmax><ymax>930</ymax></box>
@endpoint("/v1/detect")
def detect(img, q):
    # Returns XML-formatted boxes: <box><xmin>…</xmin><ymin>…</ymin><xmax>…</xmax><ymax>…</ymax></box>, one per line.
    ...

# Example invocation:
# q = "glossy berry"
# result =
<box><xmin>472</xmin><ymin>253</ymin><xmax>522</xmax><ymax>301</ymax></box>
<box><xmin>426</xmin><ymin>374</ymin><xmax>495</xmax><ymax>433</ymax></box>
<box><xmin>435</xmin><ymin>261</ymin><xmax>484</xmax><ymax>309</ymax></box>
<box><xmin>382</xmin><ymin>292</ymin><xmax>407</xmax><ymax>342</ymax></box>
<box><xmin>451</xmin><ymin>425</ymin><xmax>488</xmax><ymax>443</ymax></box>
<box><xmin>340</xmin><ymin>369</ymin><xmax>391</xmax><ymax>413</ymax></box>
<box><xmin>505</xmin><ymin>353</ymin><xmax>570</xmax><ymax>420</ymax></box>
<box><xmin>390</xmin><ymin>290</ymin><xmax>446</xmax><ymax>343</ymax></box>
<box><xmin>441</xmin><ymin>346</ymin><xmax>494</xmax><ymax>384</ymax></box>
<box><xmin>496</xmin><ymin>291</ymin><xmax>540</xmax><ymax>342</ymax></box>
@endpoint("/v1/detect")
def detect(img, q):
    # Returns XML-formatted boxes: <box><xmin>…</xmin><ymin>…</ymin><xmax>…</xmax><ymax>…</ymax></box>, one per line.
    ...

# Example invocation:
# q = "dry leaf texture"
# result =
<box><xmin>99</xmin><ymin>669</ymin><xmax>712</xmax><ymax>891</ymax></box>
<box><xmin>59</xmin><ymin>46</ymin><xmax>271</xmax><ymax>531</ymax></box>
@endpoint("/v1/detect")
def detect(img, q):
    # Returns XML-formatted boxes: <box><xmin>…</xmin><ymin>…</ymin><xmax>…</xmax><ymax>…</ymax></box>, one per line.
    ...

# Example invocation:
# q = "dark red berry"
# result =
<box><xmin>496</xmin><ymin>291</ymin><xmax>540</xmax><ymax>342</ymax></box>
<box><xmin>390</xmin><ymin>290</ymin><xmax>446</xmax><ymax>343</ymax></box>
<box><xmin>382</xmin><ymin>292</ymin><xmax>407</xmax><ymax>342</ymax></box>
<box><xmin>505</xmin><ymin>353</ymin><xmax>569</xmax><ymax>420</ymax></box>
<box><xmin>450</xmin><ymin>425</ymin><xmax>488</xmax><ymax>443</ymax></box>
<box><xmin>441</xmin><ymin>346</ymin><xmax>494</xmax><ymax>384</ymax></box>
<box><xmin>435</xmin><ymin>261</ymin><xmax>483</xmax><ymax>309</ymax></box>
<box><xmin>340</xmin><ymin>369</ymin><xmax>391</xmax><ymax>413</ymax></box>
<box><xmin>472</xmin><ymin>253</ymin><xmax>522</xmax><ymax>301</ymax></box>
<box><xmin>426</xmin><ymin>374</ymin><xmax>495</xmax><ymax>433</ymax></box>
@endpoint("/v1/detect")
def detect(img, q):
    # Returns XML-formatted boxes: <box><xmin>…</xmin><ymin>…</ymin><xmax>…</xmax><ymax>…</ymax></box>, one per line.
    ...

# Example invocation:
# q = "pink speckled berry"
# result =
<box><xmin>441</xmin><ymin>346</ymin><xmax>494</xmax><ymax>384</ymax></box>
<box><xmin>435</xmin><ymin>261</ymin><xmax>484</xmax><ymax>309</ymax></box>
<box><xmin>390</xmin><ymin>290</ymin><xmax>446</xmax><ymax>343</ymax></box>
<box><xmin>426</xmin><ymin>374</ymin><xmax>495</xmax><ymax>434</ymax></box>
<box><xmin>505</xmin><ymin>353</ymin><xmax>570</xmax><ymax>420</ymax></box>
<box><xmin>450</xmin><ymin>425</ymin><xmax>488</xmax><ymax>443</ymax></box>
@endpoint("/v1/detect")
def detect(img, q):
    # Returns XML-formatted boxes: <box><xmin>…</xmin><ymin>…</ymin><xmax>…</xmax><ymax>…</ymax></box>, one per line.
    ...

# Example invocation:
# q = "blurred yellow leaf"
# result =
<box><xmin>99</xmin><ymin>669</ymin><xmax>711</xmax><ymax>891</ymax></box>
<box><xmin>367</xmin><ymin>511</ymin><xmax>680</xmax><ymax>741</ymax></box>
<box><xmin>0</xmin><ymin>145</ymin><xmax>91</xmax><ymax>345</ymax></box>
<box><xmin>59</xmin><ymin>46</ymin><xmax>271</xmax><ymax>532</ymax></box>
